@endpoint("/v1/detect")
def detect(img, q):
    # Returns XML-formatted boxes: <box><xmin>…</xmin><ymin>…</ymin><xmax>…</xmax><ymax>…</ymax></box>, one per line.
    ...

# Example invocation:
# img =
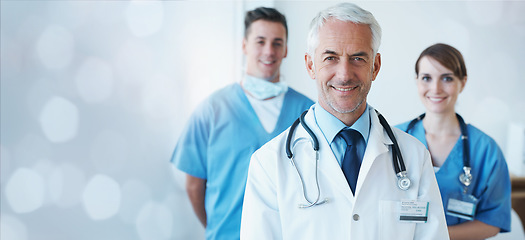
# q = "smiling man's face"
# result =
<box><xmin>243</xmin><ymin>20</ymin><xmax>287</xmax><ymax>81</ymax></box>
<box><xmin>305</xmin><ymin>19</ymin><xmax>381</xmax><ymax>125</ymax></box>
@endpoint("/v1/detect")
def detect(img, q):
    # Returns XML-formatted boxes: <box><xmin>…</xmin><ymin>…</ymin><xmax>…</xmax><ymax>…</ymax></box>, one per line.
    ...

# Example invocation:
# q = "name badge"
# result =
<box><xmin>399</xmin><ymin>200</ymin><xmax>429</xmax><ymax>223</ymax></box>
<box><xmin>446</xmin><ymin>193</ymin><xmax>478</xmax><ymax>221</ymax></box>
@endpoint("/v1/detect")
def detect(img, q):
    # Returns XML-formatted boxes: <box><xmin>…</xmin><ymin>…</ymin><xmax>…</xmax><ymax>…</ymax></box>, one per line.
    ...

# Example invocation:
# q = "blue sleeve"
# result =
<box><xmin>170</xmin><ymin>101</ymin><xmax>211</xmax><ymax>179</ymax></box>
<box><xmin>474</xmin><ymin>138</ymin><xmax>512</xmax><ymax>232</ymax></box>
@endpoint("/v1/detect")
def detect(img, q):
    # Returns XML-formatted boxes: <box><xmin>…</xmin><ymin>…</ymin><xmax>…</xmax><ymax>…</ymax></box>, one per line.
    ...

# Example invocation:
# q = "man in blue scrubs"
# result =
<box><xmin>171</xmin><ymin>7</ymin><xmax>313</xmax><ymax>240</ymax></box>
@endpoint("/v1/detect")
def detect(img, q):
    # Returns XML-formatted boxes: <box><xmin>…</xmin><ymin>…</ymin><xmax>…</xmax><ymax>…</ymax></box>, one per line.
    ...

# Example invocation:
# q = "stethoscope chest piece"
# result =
<box><xmin>397</xmin><ymin>171</ymin><xmax>411</xmax><ymax>191</ymax></box>
<box><xmin>459</xmin><ymin>166</ymin><xmax>472</xmax><ymax>187</ymax></box>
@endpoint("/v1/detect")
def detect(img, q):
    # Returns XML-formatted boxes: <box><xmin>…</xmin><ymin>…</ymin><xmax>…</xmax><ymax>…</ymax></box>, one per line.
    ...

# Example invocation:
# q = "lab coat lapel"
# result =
<box><xmin>354</xmin><ymin>109</ymin><xmax>392</xmax><ymax>197</ymax></box>
<box><xmin>302</xmin><ymin>108</ymin><xmax>355</xmax><ymax>203</ymax></box>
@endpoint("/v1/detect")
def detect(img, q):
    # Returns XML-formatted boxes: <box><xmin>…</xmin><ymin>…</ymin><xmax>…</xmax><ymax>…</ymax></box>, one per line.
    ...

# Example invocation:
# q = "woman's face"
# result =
<box><xmin>416</xmin><ymin>56</ymin><xmax>466</xmax><ymax>115</ymax></box>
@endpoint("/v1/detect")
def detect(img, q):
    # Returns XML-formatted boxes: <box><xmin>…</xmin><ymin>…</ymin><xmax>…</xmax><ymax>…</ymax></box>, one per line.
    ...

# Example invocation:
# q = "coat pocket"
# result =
<box><xmin>379</xmin><ymin>200</ymin><xmax>416</xmax><ymax>240</ymax></box>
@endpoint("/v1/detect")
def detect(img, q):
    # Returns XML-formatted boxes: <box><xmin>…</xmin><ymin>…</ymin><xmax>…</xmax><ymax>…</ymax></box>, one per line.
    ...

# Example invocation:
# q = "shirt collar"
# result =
<box><xmin>314</xmin><ymin>102</ymin><xmax>370</xmax><ymax>144</ymax></box>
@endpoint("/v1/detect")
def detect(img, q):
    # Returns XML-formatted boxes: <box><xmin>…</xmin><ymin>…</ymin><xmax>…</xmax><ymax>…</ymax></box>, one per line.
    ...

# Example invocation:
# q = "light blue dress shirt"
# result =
<box><xmin>313</xmin><ymin>102</ymin><xmax>370</xmax><ymax>166</ymax></box>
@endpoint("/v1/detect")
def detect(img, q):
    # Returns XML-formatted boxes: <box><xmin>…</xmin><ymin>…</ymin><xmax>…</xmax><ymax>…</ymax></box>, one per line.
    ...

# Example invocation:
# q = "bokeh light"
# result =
<box><xmin>5</xmin><ymin>168</ymin><xmax>45</xmax><ymax>213</ymax></box>
<box><xmin>82</xmin><ymin>174</ymin><xmax>121</xmax><ymax>220</ymax></box>
<box><xmin>38</xmin><ymin>96</ymin><xmax>79</xmax><ymax>143</ymax></box>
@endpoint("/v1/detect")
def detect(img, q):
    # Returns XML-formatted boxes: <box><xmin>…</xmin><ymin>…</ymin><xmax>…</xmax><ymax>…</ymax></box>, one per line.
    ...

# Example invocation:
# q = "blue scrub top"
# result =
<box><xmin>172</xmin><ymin>83</ymin><xmax>313</xmax><ymax>240</ymax></box>
<box><xmin>396</xmin><ymin>119</ymin><xmax>511</xmax><ymax>232</ymax></box>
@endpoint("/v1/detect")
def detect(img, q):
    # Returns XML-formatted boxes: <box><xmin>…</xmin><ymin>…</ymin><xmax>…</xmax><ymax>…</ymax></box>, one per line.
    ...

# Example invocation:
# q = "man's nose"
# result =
<box><xmin>263</xmin><ymin>43</ymin><xmax>275</xmax><ymax>56</ymax></box>
<box><xmin>336</xmin><ymin>60</ymin><xmax>353</xmax><ymax>80</ymax></box>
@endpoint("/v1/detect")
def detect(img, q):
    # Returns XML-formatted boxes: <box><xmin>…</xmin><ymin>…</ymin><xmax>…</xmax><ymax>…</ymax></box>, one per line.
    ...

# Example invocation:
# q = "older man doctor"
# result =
<box><xmin>240</xmin><ymin>3</ymin><xmax>449</xmax><ymax>240</ymax></box>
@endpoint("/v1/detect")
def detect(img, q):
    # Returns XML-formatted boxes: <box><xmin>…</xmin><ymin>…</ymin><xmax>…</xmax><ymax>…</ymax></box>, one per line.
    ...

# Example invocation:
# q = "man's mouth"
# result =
<box><xmin>261</xmin><ymin>60</ymin><xmax>275</xmax><ymax>65</ymax></box>
<box><xmin>333</xmin><ymin>86</ymin><xmax>357</xmax><ymax>92</ymax></box>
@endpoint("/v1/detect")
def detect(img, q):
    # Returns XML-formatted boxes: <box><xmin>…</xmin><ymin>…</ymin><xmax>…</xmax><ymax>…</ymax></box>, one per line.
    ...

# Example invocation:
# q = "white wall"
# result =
<box><xmin>1</xmin><ymin>1</ymin><xmax>524</xmax><ymax>240</ymax></box>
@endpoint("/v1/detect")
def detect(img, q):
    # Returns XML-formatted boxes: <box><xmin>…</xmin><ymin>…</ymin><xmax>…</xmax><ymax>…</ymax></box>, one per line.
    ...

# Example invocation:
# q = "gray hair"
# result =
<box><xmin>307</xmin><ymin>2</ymin><xmax>382</xmax><ymax>56</ymax></box>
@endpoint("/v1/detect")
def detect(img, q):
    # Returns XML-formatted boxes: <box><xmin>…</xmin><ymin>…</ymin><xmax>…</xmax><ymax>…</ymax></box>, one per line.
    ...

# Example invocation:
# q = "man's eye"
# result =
<box><xmin>353</xmin><ymin>57</ymin><xmax>365</xmax><ymax>62</ymax></box>
<box><xmin>325</xmin><ymin>56</ymin><xmax>335</xmax><ymax>61</ymax></box>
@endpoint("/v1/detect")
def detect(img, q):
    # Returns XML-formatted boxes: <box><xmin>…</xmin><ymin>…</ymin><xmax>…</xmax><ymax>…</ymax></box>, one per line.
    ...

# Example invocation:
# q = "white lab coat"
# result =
<box><xmin>241</xmin><ymin>106</ymin><xmax>449</xmax><ymax>240</ymax></box>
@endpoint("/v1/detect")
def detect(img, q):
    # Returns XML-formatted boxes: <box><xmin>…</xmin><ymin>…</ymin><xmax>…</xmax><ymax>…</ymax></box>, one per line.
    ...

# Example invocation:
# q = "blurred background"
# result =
<box><xmin>1</xmin><ymin>1</ymin><xmax>524</xmax><ymax>239</ymax></box>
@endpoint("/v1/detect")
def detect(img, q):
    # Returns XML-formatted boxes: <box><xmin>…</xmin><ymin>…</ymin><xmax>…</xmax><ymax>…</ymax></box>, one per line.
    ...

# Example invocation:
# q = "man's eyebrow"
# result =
<box><xmin>321</xmin><ymin>50</ymin><xmax>370</xmax><ymax>57</ymax></box>
<box><xmin>350</xmin><ymin>51</ymin><xmax>369</xmax><ymax>58</ymax></box>
<box><xmin>321</xmin><ymin>49</ymin><xmax>337</xmax><ymax>55</ymax></box>
<box><xmin>255</xmin><ymin>36</ymin><xmax>284</xmax><ymax>42</ymax></box>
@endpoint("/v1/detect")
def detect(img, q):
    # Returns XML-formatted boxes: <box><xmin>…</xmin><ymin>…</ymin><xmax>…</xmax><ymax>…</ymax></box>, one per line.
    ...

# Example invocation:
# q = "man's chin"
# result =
<box><xmin>329</xmin><ymin>101</ymin><xmax>363</xmax><ymax>114</ymax></box>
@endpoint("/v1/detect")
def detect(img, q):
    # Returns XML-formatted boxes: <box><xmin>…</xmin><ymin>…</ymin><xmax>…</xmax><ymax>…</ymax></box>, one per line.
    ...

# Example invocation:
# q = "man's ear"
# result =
<box><xmin>242</xmin><ymin>38</ymin><xmax>247</xmax><ymax>55</ymax></box>
<box><xmin>305</xmin><ymin>53</ymin><xmax>316</xmax><ymax>79</ymax></box>
<box><xmin>371</xmin><ymin>53</ymin><xmax>381</xmax><ymax>81</ymax></box>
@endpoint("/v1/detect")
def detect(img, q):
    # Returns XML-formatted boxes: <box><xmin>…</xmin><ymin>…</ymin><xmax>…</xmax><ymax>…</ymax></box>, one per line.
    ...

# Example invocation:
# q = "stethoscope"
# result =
<box><xmin>405</xmin><ymin>113</ymin><xmax>472</xmax><ymax>191</ymax></box>
<box><xmin>285</xmin><ymin>110</ymin><xmax>411</xmax><ymax>208</ymax></box>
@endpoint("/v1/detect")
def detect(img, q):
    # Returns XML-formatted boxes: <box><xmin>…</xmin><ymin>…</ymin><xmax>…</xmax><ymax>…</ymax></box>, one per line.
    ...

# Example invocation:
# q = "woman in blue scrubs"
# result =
<box><xmin>396</xmin><ymin>43</ymin><xmax>511</xmax><ymax>240</ymax></box>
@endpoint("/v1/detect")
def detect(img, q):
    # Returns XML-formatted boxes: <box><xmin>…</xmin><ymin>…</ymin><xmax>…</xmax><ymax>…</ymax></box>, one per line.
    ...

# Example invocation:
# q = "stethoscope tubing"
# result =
<box><xmin>405</xmin><ymin>113</ymin><xmax>470</xmax><ymax>169</ymax></box>
<box><xmin>405</xmin><ymin>113</ymin><xmax>472</xmax><ymax>188</ymax></box>
<box><xmin>376</xmin><ymin>111</ymin><xmax>407</xmax><ymax>174</ymax></box>
<box><xmin>286</xmin><ymin>110</ymin><xmax>319</xmax><ymax>158</ymax></box>
<box><xmin>285</xmin><ymin>109</ymin><xmax>409</xmax><ymax>208</ymax></box>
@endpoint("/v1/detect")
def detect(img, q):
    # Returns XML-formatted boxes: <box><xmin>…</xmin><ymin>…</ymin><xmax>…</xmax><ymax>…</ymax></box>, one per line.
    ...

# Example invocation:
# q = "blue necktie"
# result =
<box><xmin>339</xmin><ymin>129</ymin><xmax>362</xmax><ymax>195</ymax></box>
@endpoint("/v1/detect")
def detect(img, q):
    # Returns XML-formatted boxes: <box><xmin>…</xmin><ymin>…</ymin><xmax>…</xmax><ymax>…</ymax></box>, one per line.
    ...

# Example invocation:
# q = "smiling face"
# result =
<box><xmin>305</xmin><ymin>19</ymin><xmax>381</xmax><ymax>125</ymax></box>
<box><xmin>243</xmin><ymin>20</ymin><xmax>287</xmax><ymax>81</ymax></box>
<box><xmin>416</xmin><ymin>56</ymin><xmax>466</xmax><ymax>115</ymax></box>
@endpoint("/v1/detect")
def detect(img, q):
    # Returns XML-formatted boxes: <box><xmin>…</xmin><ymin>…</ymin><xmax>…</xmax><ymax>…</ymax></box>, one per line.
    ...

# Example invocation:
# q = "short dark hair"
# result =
<box><xmin>244</xmin><ymin>7</ymin><xmax>288</xmax><ymax>39</ymax></box>
<box><xmin>415</xmin><ymin>43</ymin><xmax>467</xmax><ymax>80</ymax></box>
